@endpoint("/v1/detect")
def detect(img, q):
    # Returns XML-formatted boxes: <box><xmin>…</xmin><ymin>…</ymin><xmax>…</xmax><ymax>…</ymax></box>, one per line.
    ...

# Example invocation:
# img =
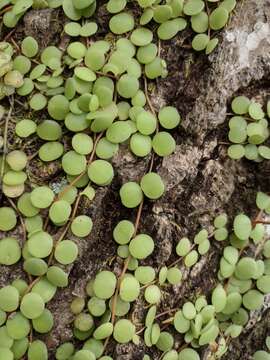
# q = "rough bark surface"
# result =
<box><xmin>1</xmin><ymin>0</ymin><xmax>270</xmax><ymax>359</ymax></box>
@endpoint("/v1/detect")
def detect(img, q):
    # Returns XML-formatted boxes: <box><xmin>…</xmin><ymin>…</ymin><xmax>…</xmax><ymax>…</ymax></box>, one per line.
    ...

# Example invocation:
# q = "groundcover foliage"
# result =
<box><xmin>0</xmin><ymin>0</ymin><xmax>269</xmax><ymax>359</ymax></box>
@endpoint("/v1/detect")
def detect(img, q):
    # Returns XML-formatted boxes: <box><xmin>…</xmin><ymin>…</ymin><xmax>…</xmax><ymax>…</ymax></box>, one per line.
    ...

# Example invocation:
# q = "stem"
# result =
<box><xmin>56</xmin><ymin>132</ymin><xmax>103</xmax><ymax>201</ymax></box>
<box><xmin>111</xmin><ymin>256</ymin><xmax>131</xmax><ymax>323</ymax></box>
<box><xmin>25</xmin><ymin>194</ymin><xmax>82</xmax><ymax>294</ymax></box>
<box><xmin>28</xmin><ymin>151</ymin><xmax>39</xmax><ymax>161</ymax></box>
<box><xmin>0</xmin><ymin>5</ymin><xmax>12</xmax><ymax>15</ymax></box>
<box><xmin>110</xmin><ymin>199</ymin><xmax>145</xmax><ymax>326</ymax></box>
<box><xmin>140</xmin><ymin>280</ymin><xmax>156</xmax><ymax>290</ymax></box>
<box><xmin>10</xmin><ymin>37</ymin><xmax>20</xmax><ymax>52</ymax></box>
<box><xmin>43</xmin><ymin>132</ymin><xmax>103</xmax><ymax>231</ymax></box>
<box><xmin>168</xmin><ymin>244</ymin><xmax>196</xmax><ymax>268</ymax></box>
<box><xmin>255</xmin><ymin>220</ymin><xmax>270</xmax><ymax>225</ymax></box>
<box><xmin>103</xmin><ymin>151</ymin><xmax>155</xmax><ymax>353</ymax></box>
<box><xmin>25</xmin><ymin>276</ymin><xmax>40</xmax><ymax>294</ymax></box>
<box><xmin>26</xmin><ymin>131</ymin><xmax>101</xmax><ymax>292</ymax></box>
<box><xmin>144</xmin><ymin>76</ymin><xmax>156</xmax><ymax>116</ymax></box>
<box><xmin>162</xmin><ymin>317</ymin><xmax>174</xmax><ymax>324</ymax></box>
<box><xmin>48</xmin><ymin>194</ymin><xmax>82</xmax><ymax>266</ymax></box>
<box><xmin>134</xmin><ymin>200</ymin><xmax>144</xmax><ymax>235</ymax></box>
<box><xmin>6</xmin><ymin>198</ymin><xmax>26</xmax><ymax>242</ymax></box>
<box><xmin>160</xmin><ymin>323</ymin><xmax>170</xmax><ymax>332</ymax></box>
<box><xmin>0</xmin><ymin>99</ymin><xmax>13</xmax><ymax>185</ymax></box>
<box><xmin>252</xmin><ymin>209</ymin><xmax>264</xmax><ymax>226</ymax></box>
<box><xmin>177</xmin><ymin>342</ymin><xmax>189</xmax><ymax>352</ymax></box>
<box><xmin>103</xmin><ymin>254</ymin><xmax>132</xmax><ymax>352</ymax></box>
<box><xmin>255</xmin><ymin>236</ymin><xmax>268</xmax><ymax>259</ymax></box>
<box><xmin>155</xmin><ymin>307</ymin><xmax>179</xmax><ymax>320</ymax></box>
<box><xmin>3</xmin><ymin>27</ymin><xmax>16</xmax><ymax>41</ymax></box>
<box><xmin>169</xmin><ymin>221</ymin><xmax>182</xmax><ymax>233</ymax></box>
<box><xmin>136</xmin><ymin>326</ymin><xmax>145</xmax><ymax>335</ymax></box>
<box><xmin>96</xmin><ymin>71</ymin><xmax>117</xmax><ymax>80</ymax></box>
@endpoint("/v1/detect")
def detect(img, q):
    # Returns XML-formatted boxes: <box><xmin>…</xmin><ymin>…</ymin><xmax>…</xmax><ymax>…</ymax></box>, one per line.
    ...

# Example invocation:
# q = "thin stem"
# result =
<box><xmin>169</xmin><ymin>221</ymin><xmax>182</xmax><ymax>233</ymax></box>
<box><xmin>43</xmin><ymin>132</ymin><xmax>103</xmax><ymax>230</ymax></box>
<box><xmin>3</xmin><ymin>28</ymin><xmax>16</xmax><ymax>41</ymax></box>
<box><xmin>177</xmin><ymin>342</ymin><xmax>189</xmax><ymax>352</ymax></box>
<box><xmin>134</xmin><ymin>200</ymin><xmax>144</xmax><ymax>235</ymax></box>
<box><xmin>44</xmin><ymin>216</ymin><xmax>50</xmax><ymax>231</ymax></box>
<box><xmin>25</xmin><ymin>276</ymin><xmax>40</xmax><ymax>294</ymax></box>
<box><xmin>254</xmin><ymin>238</ymin><xmax>267</xmax><ymax>259</ymax></box>
<box><xmin>27</xmin><ymin>134</ymin><xmax>101</xmax><ymax>293</ymax></box>
<box><xmin>112</xmin><ymin>256</ymin><xmax>131</xmax><ymax>323</ymax></box>
<box><xmin>6</xmin><ymin>198</ymin><xmax>26</xmax><ymax>242</ymax></box>
<box><xmin>155</xmin><ymin>307</ymin><xmax>179</xmax><ymax>320</ymax></box>
<box><xmin>253</xmin><ymin>210</ymin><xmax>265</xmax><ymax>225</ymax></box>
<box><xmin>161</xmin><ymin>317</ymin><xmax>174</xmax><ymax>324</ymax></box>
<box><xmin>22</xmin><ymin>137</ymin><xmax>37</xmax><ymax>150</ymax></box>
<box><xmin>56</xmin><ymin>132</ymin><xmax>103</xmax><ymax>201</ymax></box>
<box><xmin>144</xmin><ymin>76</ymin><xmax>156</xmax><ymax>115</ymax></box>
<box><xmin>48</xmin><ymin>194</ymin><xmax>82</xmax><ymax>266</ymax></box>
<box><xmin>140</xmin><ymin>280</ymin><xmax>156</xmax><ymax>290</ymax></box>
<box><xmin>96</xmin><ymin>71</ymin><xmax>117</xmax><ymax>80</ymax></box>
<box><xmin>0</xmin><ymin>99</ymin><xmax>13</xmax><ymax>185</ymax></box>
<box><xmin>168</xmin><ymin>244</ymin><xmax>196</xmax><ymax>268</ymax></box>
<box><xmin>160</xmin><ymin>323</ymin><xmax>170</xmax><ymax>332</ymax></box>
<box><xmin>25</xmin><ymin>194</ymin><xmax>82</xmax><ymax>294</ymax></box>
<box><xmin>136</xmin><ymin>326</ymin><xmax>145</xmax><ymax>335</ymax></box>
<box><xmin>144</xmin><ymin>76</ymin><xmax>160</xmax><ymax>136</ymax></box>
<box><xmin>103</xmin><ymin>152</ymin><xmax>155</xmax><ymax>353</ymax></box>
<box><xmin>10</xmin><ymin>37</ymin><xmax>20</xmax><ymax>52</ymax></box>
<box><xmin>103</xmin><ymin>254</ymin><xmax>132</xmax><ymax>352</ymax></box>
<box><xmin>0</xmin><ymin>5</ymin><xmax>12</xmax><ymax>15</ymax></box>
<box><xmin>28</xmin><ymin>151</ymin><xmax>39</xmax><ymax>161</ymax></box>
<box><xmin>255</xmin><ymin>220</ymin><xmax>270</xmax><ymax>225</ymax></box>
<box><xmin>110</xmin><ymin>200</ymin><xmax>145</xmax><ymax>326</ymax></box>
